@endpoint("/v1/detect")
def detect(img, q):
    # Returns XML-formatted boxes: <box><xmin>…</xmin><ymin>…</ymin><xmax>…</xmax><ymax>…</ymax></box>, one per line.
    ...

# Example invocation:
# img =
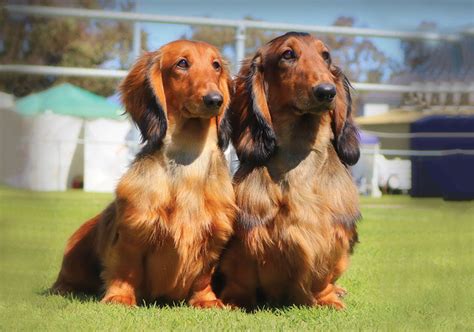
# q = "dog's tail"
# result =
<box><xmin>51</xmin><ymin>214</ymin><xmax>103</xmax><ymax>296</ymax></box>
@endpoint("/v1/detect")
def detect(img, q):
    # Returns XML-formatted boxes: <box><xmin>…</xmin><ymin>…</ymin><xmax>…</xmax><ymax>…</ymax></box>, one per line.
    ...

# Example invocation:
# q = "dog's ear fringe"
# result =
<box><xmin>137</xmin><ymin>90</ymin><xmax>168</xmax><ymax>148</ymax></box>
<box><xmin>217</xmin><ymin>65</ymin><xmax>234</xmax><ymax>151</ymax></box>
<box><xmin>235</xmin><ymin>58</ymin><xmax>277</xmax><ymax>165</ymax></box>
<box><xmin>218</xmin><ymin>108</ymin><xmax>232</xmax><ymax>151</ymax></box>
<box><xmin>332</xmin><ymin>73</ymin><xmax>360</xmax><ymax>166</ymax></box>
<box><xmin>119</xmin><ymin>53</ymin><xmax>167</xmax><ymax>148</ymax></box>
<box><xmin>336</xmin><ymin>120</ymin><xmax>360</xmax><ymax>166</ymax></box>
<box><xmin>245</xmin><ymin>109</ymin><xmax>277</xmax><ymax>165</ymax></box>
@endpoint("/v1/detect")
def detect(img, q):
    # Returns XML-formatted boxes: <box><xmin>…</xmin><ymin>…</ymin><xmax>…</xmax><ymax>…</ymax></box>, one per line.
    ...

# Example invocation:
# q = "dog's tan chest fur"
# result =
<box><xmin>114</xmin><ymin>146</ymin><xmax>235</xmax><ymax>300</ymax></box>
<box><xmin>235</xmin><ymin>141</ymin><xmax>357</xmax><ymax>302</ymax></box>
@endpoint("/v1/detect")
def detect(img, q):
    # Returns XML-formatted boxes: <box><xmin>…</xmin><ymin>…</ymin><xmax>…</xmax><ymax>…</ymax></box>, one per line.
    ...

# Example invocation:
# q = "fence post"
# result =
<box><xmin>132</xmin><ymin>0</ymin><xmax>141</xmax><ymax>61</ymax></box>
<box><xmin>371</xmin><ymin>145</ymin><xmax>382</xmax><ymax>198</ymax></box>
<box><xmin>235</xmin><ymin>24</ymin><xmax>246</xmax><ymax>73</ymax></box>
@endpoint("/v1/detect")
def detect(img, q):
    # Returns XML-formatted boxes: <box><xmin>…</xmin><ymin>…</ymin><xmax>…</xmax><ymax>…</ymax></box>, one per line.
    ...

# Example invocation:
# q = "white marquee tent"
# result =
<box><xmin>0</xmin><ymin>84</ymin><xmax>137</xmax><ymax>192</ymax></box>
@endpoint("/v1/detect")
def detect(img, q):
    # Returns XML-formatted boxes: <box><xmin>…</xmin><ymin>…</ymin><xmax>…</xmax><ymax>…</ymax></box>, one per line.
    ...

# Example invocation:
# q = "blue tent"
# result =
<box><xmin>410</xmin><ymin>115</ymin><xmax>474</xmax><ymax>200</ymax></box>
<box><xmin>360</xmin><ymin>131</ymin><xmax>380</xmax><ymax>145</ymax></box>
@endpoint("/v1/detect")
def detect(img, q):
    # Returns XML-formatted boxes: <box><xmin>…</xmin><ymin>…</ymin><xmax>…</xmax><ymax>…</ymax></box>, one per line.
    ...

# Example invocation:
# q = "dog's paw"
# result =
<box><xmin>333</xmin><ymin>285</ymin><xmax>348</xmax><ymax>298</ymax></box>
<box><xmin>315</xmin><ymin>292</ymin><xmax>346</xmax><ymax>310</ymax></box>
<box><xmin>101</xmin><ymin>294</ymin><xmax>136</xmax><ymax>306</ymax></box>
<box><xmin>190</xmin><ymin>299</ymin><xmax>227</xmax><ymax>309</ymax></box>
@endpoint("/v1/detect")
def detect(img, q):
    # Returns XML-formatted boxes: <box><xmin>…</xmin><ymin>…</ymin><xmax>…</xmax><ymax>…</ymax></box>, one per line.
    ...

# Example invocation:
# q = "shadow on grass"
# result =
<box><xmin>38</xmin><ymin>287</ymin><xmax>101</xmax><ymax>304</ymax></box>
<box><xmin>39</xmin><ymin>288</ymin><xmax>198</xmax><ymax>309</ymax></box>
<box><xmin>37</xmin><ymin>287</ymin><xmax>335</xmax><ymax>315</ymax></box>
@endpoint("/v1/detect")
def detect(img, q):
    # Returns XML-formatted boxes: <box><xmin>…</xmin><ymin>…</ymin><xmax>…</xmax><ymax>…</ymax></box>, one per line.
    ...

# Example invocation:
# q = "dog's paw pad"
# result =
<box><xmin>101</xmin><ymin>294</ymin><xmax>136</xmax><ymax>306</ymax></box>
<box><xmin>190</xmin><ymin>299</ymin><xmax>226</xmax><ymax>309</ymax></box>
<box><xmin>333</xmin><ymin>285</ymin><xmax>348</xmax><ymax>298</ymax></box>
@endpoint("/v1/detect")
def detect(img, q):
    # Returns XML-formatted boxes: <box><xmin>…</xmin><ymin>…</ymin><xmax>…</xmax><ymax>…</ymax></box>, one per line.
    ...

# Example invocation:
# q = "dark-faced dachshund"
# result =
<box><xmin>218</xmin><ymin>32</ymin><xmax>360</xmax><ymax>310</ymax></box>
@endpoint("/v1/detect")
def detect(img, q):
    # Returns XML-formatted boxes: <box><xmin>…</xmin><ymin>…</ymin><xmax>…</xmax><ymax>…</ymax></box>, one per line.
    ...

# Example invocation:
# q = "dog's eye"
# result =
<box><xmin>212</xmin><ymin>60</ymin><xmax>221</xmax><ymax>70</ymax></box>
<box><xmin>281</xmin><ymin>49</ymin><xmax>296</xmax><ymax>60</ymax></box>
<box><xmin>177</xmin><ymin>59</ymin><xmax>189</xmax><ymax>69</ymax></box>
<box><xmin>322</xmin><ymin>51</ymin><xmax>331</xmax><ymax>64</ymax></box>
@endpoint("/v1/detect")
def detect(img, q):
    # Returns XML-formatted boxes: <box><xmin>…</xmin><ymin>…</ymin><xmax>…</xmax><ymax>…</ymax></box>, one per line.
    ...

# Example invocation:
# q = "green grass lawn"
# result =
<box><xmin>0</xmin><ymin>186</ymin><xmax>473</xmax><ymax>331</ymax></box>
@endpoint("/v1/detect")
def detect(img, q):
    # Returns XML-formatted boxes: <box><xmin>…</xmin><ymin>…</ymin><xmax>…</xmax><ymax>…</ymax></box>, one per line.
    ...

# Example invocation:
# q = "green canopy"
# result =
<box><xmin>16</xmin><ymin>83</ymin><xmax>124</xmax><ymax>120</ymax></box>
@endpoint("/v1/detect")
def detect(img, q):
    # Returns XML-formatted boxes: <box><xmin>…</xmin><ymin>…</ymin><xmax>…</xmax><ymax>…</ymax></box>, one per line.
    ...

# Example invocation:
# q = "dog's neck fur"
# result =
<box><xmin>117</xmin><ymin>114</ymin><xmax>230</xmax><ymax>233</ymax></box>
<box><xmin>234</xmin><ymin>107</ymin><xmax>359</xmax><ymax>235</ymax></box>
<box><xmin>125</xmin><ymin>115</ymin><xmax>222</xmax><ymax>203</ymax></box>
<box><xmin>265</xmin><ymin>110</ymin><xmax>333</xmax><ymax>179</ymax></box>
<box><xmin>164</xmin><ymin>117</ymin><xmax>219</xmax><ymax>166</ymax></box>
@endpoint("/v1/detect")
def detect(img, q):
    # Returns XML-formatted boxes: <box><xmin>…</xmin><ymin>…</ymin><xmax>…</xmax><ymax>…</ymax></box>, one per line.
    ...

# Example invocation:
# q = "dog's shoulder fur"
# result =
<box><xmin>234</xmin><ymin>113</ymin><xmax>359</xmax><ymax>255</ymax></box>
<box><xmin>113</xmin><ymin>140</ymin><xmax>235</xmax><ymax>246</ymax></box>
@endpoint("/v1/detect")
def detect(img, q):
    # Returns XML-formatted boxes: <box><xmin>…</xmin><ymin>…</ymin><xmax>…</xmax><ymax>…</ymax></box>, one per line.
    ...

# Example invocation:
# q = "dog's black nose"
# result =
<box><xmin>203</xmin><ymin>92</ymin><xmax>223</xmax><ymax>108</ymax></box>
<box><xmin>313</xmin><ymin>84</ymin><xmax>336</xmax><ymax>102</ymax></box>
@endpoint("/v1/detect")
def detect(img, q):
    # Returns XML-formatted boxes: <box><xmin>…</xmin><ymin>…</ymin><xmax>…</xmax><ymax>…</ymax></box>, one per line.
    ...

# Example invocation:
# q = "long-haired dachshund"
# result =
<box><xmin>217</xmin><ymin>32</ymin><xmax>360</xmax><ymax>310</ymax></box>
<box><xmin>52</xmin><ymin>40</ymin><xmax>236</xmax><ymax>308</ymax></box>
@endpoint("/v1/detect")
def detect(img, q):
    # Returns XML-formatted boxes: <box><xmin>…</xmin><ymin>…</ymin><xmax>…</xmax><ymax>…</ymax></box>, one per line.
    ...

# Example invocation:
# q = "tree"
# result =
<box><xmin>184</xmin><ymin>16</ymin><xmax>398</xmax><ymax>83</ymax></box>
<box><xmin>182</xmin><ymin>16</ymin><xmax>279</xmax><ymax>61</ymax></box>
<box><xmin>0</xmin><ymin>0</ymin><xmax>147</xmax><ymax>97</ymax></box>
<box><xmin>320</xmin><ymin>17</ymin><xmax>399</xmax><ymax>83</ymax></box>
<box><xmin>400</xmin><ymin>22</ymin><xmax>438</xmax><ymax>71</ymax></box>
<box><xmin>395</xmin><ymin>22</ymin><xmax>472</xmax><ymax>106</ymax></box>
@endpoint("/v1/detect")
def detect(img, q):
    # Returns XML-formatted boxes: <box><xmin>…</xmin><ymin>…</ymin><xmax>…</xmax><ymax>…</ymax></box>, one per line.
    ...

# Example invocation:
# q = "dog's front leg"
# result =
<box><xmin>188</xmin><ymin>269</ymin><xmax>225</xmax><ymax>309</ymax></box>
<box><xmin>100</xmin><ymin>235</ymin><xmax>144</xmax><ymax>306</ymax></box>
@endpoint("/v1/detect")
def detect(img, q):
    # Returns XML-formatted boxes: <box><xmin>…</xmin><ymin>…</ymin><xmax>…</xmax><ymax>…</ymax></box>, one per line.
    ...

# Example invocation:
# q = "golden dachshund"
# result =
<box><xmin>217</xmin><ymin>32</ymin><xmax>360</xmax><ymax>310</ymax></box>
<box><xmin>52</xmin><ymin>40</ymin><xmax>236</xmax><ymax>308</ymax></box>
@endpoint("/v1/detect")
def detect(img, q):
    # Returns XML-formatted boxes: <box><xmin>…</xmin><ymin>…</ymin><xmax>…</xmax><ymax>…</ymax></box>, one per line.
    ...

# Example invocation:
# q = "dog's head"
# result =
<box><xmin>120</xmin><ymin>40</ymin><xmax>232</xmax><ymax>149</ymax></box>
<box><xmin>229</xmin><ymin>32</ymin><xmax>359</xmax><ymax>166</ymax></box>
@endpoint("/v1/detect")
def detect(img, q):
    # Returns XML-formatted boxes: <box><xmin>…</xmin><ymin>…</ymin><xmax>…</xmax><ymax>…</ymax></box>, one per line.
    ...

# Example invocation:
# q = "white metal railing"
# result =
<box><xmin>360</xmin><ymin>148</ymin><xmax>474</xmax><ymax>156</ymax></box>
<box><xmin>0</xmin><ymin>64</ymin><xmax>127</xmax><ymax>78</ymax></box>
<box><xmin>16</xmin><ymin>133</ymin><xmax>474</xmax><ymax>156</ymax></box>
<box><xmin>6</xmin><ymin>5</ymin><xmax>460</xmax><ymax>42</ymax></box>
<box><xmin>2</xmin><ymin>64</ymin><xmax>472</xmax><ymax>94</ymax></box>
<box><xmin>362</xmin><ymin>130</ymin><xmax>474</xmax><ymax>138</ymax></box>
<box><xmin>4</xmin><ymin>4</ymin><xmax>472</xmax><ymax>95</ymax></box>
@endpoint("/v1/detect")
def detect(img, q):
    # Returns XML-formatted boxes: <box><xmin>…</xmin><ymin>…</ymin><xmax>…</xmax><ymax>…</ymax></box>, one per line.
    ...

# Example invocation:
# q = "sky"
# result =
<box><xmin>135</xmin><ymin>0</ymin><xmax>474</xmax><ymax>60</ymax></box>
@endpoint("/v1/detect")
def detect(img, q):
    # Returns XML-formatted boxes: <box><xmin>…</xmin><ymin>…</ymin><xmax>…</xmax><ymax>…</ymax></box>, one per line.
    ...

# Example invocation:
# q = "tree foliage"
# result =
<box><xmin>0</xmin><ymin>0</ymin><xmax>147</xmax><ymax>97</ymax></box>
<box><xmin>400</xmin><ymin>22</ymin><xmax>438</xmax><ymax>71</ymax></box>
<box><xmin>184</xmin><ymin>16</ymin><xmax>397</xmax><ymax>83</ymax></box>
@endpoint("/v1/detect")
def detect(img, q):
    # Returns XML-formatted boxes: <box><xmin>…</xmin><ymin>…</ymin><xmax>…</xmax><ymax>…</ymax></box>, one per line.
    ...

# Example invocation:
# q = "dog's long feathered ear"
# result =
<box><xmin>231</xmin><ymin>53</ymin><xmax>276</xmax><ymax>165</ymax></box>
<box><xmin>120</xmin><ymin>52</ymin><xmax>167</xmax><ymax>147</ymax></box>
<box><xmin>217</xmin><ymin>63</ymin><xmax>233</xmax><ymax>151</ymax></box>
<box><xmin>331</xmin><ymin>70</ymin><xmax>360</xmax><ymax>166</ymax></box>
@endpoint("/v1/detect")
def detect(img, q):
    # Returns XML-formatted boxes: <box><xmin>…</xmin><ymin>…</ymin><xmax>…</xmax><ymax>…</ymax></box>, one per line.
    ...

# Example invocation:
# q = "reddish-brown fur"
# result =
<box><xmin>218</xmin><ymin>32</ymin><xmax>360</xmax><ymax>310</ymax></box>
<box><xmin>52</xmin><ymin>40</ymin><xmax>236</xmax><ymax>308</ymax></box>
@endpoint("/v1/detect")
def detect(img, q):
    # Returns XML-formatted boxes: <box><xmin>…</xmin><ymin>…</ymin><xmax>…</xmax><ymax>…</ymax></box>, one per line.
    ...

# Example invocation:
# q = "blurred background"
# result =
<box><xmin>1</xmin><ymin>0</ymin><xmax>473</xmax><ymax>199</ymax></box>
